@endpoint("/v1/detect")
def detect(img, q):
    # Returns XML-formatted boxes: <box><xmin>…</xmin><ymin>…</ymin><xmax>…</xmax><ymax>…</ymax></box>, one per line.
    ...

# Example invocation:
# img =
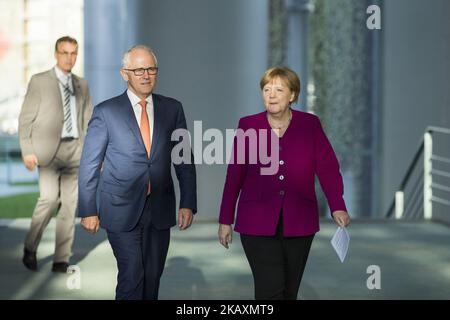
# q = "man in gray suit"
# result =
<box><xmin>18</xmin><ymin>36</ymin><xmax>92</xmax><ymax>272</ymax></box>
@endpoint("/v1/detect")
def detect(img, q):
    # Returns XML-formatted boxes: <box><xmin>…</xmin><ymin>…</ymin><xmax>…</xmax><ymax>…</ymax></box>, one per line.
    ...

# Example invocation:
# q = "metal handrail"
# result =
<box><xmin>386</xmin><ymin>126</ymin><xmax>450</xmax><ymax>219</ymax></box>
<box><xmin>385</xmin><ymin>139</ymin><xmax>424</xmax><ymax>218</ymax></box>
<box><xmin>427</xmin><ymin>126</ymin><xmax>450</xmax><ymax>135</ymax></box>
<box><xmin>0</xmin><ymin>136</ymin><xmax>24</xmax><ymax>184</ymax></box>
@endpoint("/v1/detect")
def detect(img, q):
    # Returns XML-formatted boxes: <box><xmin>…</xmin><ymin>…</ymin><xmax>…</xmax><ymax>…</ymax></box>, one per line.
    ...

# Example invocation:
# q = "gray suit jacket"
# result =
<box><xmin>18</xmin><ymin>68</ymin><xmax>93</xmax><ymax>166</ymax></box>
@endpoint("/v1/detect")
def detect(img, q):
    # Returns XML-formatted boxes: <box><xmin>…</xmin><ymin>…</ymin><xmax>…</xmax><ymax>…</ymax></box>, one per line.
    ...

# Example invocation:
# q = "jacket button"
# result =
<box><xmin>279</xmin><ymin>190</ymin><xmax>285</xmax><ymax>196</ymax></box>
<box><xmin>279</xmin><ymin>160</ymin><xmax>284</xmax><ymax>165</ymax></box>
<box><xmin>279</xmin><ymin>175</ymin><xmax>284</xmax><ymax>181</ymax></box>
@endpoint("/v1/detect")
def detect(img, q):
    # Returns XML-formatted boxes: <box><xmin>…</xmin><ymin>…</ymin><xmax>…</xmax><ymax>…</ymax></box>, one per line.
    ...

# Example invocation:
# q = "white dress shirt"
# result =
<box><xmin>55</xmin><ymin>66</ymin><xmax>79</xmax><ymax>139</ymax></box>
<box><xmin>127</xmin><ymin>89</ymin><xmax>154</xmax><ymax>141</ymax></box>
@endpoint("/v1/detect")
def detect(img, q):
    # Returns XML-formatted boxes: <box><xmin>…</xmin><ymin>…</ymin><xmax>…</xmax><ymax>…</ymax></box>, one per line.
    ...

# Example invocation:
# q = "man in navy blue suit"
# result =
<box><xmin>78</xmin><ymin>45</ymin><xmax>197</xmax><ymax>300</ymax></box>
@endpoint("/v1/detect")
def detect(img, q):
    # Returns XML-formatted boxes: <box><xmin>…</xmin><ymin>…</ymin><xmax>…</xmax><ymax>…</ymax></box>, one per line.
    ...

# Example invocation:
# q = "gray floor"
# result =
<box><xmin>0</xmin><ymin>218</ymin><xmax>449</xmax><ymax>300</ymax></box>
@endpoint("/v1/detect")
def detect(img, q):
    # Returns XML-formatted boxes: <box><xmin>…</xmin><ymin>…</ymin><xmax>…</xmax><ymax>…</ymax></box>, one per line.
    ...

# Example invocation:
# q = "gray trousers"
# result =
<box><xmin>24</xmin><ymin>139</ymin><xmax>81</xmax><ymax>263</ymax></box>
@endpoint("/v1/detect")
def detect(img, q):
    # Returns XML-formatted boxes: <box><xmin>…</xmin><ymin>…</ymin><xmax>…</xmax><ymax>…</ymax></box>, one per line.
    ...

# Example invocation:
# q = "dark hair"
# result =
<box><xmin>55</xmin><ymin>36</ymin><xmax>78</xmax><ymax>52</ymax></box>
<box><xmin>260</xmin><ymin>67</ymin><xmax>301</xmax><ymax>104</ymax></box>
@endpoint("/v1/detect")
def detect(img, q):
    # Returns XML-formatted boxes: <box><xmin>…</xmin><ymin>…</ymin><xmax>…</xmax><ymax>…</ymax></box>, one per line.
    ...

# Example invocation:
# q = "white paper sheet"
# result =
<box><xmin>331</xmin><ymin>226</ymin><xmax>350</xmax><ymax>263</ymax></box>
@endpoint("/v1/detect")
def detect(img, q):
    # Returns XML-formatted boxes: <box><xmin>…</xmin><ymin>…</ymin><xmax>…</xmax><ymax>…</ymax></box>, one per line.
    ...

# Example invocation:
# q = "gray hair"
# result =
<box><xmin>122</xmin><ymin>45</ymin><xmax>158</xmax><ymax>68</ymax></box>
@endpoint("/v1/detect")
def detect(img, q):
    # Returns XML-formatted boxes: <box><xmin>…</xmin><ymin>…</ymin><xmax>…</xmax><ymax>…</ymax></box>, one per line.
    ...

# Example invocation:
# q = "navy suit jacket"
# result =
<box><xmin>78</xmin><ymin>91</ymin><xmax>197</xmax><ymax>232</ymax></box>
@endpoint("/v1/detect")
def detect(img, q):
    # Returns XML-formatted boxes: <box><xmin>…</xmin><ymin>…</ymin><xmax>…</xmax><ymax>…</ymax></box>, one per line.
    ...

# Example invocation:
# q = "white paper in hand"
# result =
<box><xmin>331</xmin><ymin>226</ymin><xmax>350</xmax><ymax>263</ymax></box>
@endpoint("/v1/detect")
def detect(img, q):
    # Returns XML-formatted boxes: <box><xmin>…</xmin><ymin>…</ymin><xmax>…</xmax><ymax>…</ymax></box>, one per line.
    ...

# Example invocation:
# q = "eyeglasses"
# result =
<box><xmin>56</xmin><ymin>51</ymin><xmax>78</xmax><ymax>57</ymax></box>
<box><xmin>124</xmin><ymin>67</ymin><xmax>159</xmax><ymax>76</ymax></box>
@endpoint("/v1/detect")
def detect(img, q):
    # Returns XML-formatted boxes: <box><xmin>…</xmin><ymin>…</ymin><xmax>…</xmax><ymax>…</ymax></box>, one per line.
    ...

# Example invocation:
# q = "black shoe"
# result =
<box><xmin>52</xmin><ymin>262</ymin><xmax>69</xmax><ymax>273</ymax></box>
<box><xmin>22</xmin><ymin>248</ymin><xmax>37</xmax><ymax>271</ymax></box>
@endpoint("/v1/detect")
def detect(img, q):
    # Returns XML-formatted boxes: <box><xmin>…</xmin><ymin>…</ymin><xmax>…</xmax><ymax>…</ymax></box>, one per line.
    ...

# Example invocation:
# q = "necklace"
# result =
<box><xmin>268</xmin><ymin>110</ymin><xmax>292</xmax><ymax>130</ymax></box>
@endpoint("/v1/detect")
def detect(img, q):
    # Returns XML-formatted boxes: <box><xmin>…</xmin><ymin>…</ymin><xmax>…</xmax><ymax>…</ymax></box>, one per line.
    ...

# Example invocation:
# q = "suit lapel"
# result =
<box><xmin>72</xmin><ymin>76</ymin><xmax>83</xmax><ymax>125</ymax></box>
<box><xmin>119</xmin><ymin>92</ymin><xmax>148</xmax><ymax>155</ymax></box>
<box><xmin>149</xmin><ymin>94</ymin><xmax>161</xmax><ymax>162</ymax></box>
<box><xmin>49</xmin><ymin>69</ymin><xmax>63</xmax><ymax>110</ymax></box>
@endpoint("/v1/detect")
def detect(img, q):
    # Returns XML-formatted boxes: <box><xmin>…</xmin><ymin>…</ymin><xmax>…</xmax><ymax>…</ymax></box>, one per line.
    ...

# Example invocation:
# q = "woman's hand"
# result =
<box><xmin>332</xmin><ymin>210</ymin><xmax>350</xmax><ymax>227</ymax></box>
<box><xmin>218</xmin><ymin>224</ymin><xmax>233</xmax><ymax>249</ymax></box>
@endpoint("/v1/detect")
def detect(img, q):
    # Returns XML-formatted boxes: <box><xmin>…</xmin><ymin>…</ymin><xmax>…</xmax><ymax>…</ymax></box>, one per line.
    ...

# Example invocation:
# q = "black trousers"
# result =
<box><xmin>240</xmin><ymin>213</ymin><xmax>314</xmax><ymax>300</ymax></box>
<box><xmin>106</xmin><ymin>196</ymin><xmax>170</xmax><ymax>300</ymax></box>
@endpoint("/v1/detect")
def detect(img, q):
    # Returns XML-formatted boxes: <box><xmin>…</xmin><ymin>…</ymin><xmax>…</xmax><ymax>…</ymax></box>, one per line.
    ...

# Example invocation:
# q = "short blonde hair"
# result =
<box><xmin>260</xmin><ymin>67</ymin><xmax>301</xmax><ymax>104</ymax></box>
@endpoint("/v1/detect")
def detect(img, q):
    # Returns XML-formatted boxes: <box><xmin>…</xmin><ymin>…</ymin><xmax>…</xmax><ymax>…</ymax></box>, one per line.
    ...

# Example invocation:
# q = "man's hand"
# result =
<box><xmin>332</xmin><ymin>210</ymin><xmax>350</xmax><ymax>228</ymax></box>
<box><xmin>23</xmin><ymin>154</ymin><xmax>38</xmax><ymax>171</ymax></box>
<box><xmin>178</xmin><ymin>208</ymin><xmax>193</xmax><ymax>230</ymax></box>
<box><xmin>218</xmin><ymin>224</ymin><xmax>232</xmax><ymax>249</ymax></box>
<box><xmin>81</xmin><ymin>216</ymin><xmax>100</xmax><ymax>234</ymax></box>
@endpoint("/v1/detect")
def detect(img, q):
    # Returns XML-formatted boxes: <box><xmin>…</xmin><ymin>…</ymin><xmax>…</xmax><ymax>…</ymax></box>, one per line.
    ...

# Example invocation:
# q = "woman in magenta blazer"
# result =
<box><xmin>218</xmin><ymin>67</ymin><xmax>350</xmax><ymax>300</ymax></box>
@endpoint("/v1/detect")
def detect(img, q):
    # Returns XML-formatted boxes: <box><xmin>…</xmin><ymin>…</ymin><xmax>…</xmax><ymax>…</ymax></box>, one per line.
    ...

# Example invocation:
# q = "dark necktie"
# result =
<box><xmin>63</xmin><ymin>78</ymin><xmax>73</xmax><ymax>136</ymax></box>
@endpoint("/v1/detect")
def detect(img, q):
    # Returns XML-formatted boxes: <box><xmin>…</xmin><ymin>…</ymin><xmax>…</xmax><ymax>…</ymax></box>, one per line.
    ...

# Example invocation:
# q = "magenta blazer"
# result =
<box><xmin>219</xmin><ymin>109</ymin><xmax>347</xmax><ymax>237</ymax></box>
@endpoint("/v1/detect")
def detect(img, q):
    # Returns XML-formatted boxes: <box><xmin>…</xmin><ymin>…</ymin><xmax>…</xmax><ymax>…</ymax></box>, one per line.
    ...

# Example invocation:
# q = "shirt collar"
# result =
<box><xmin>54</xmin><ymin>66</ymin><xmax>71</xmax><ymax>84</ymax></box>
<box><xmin>127</xmin><ymin>89</ymin><xmax>153</xmax><ymax>107</ymax></box>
